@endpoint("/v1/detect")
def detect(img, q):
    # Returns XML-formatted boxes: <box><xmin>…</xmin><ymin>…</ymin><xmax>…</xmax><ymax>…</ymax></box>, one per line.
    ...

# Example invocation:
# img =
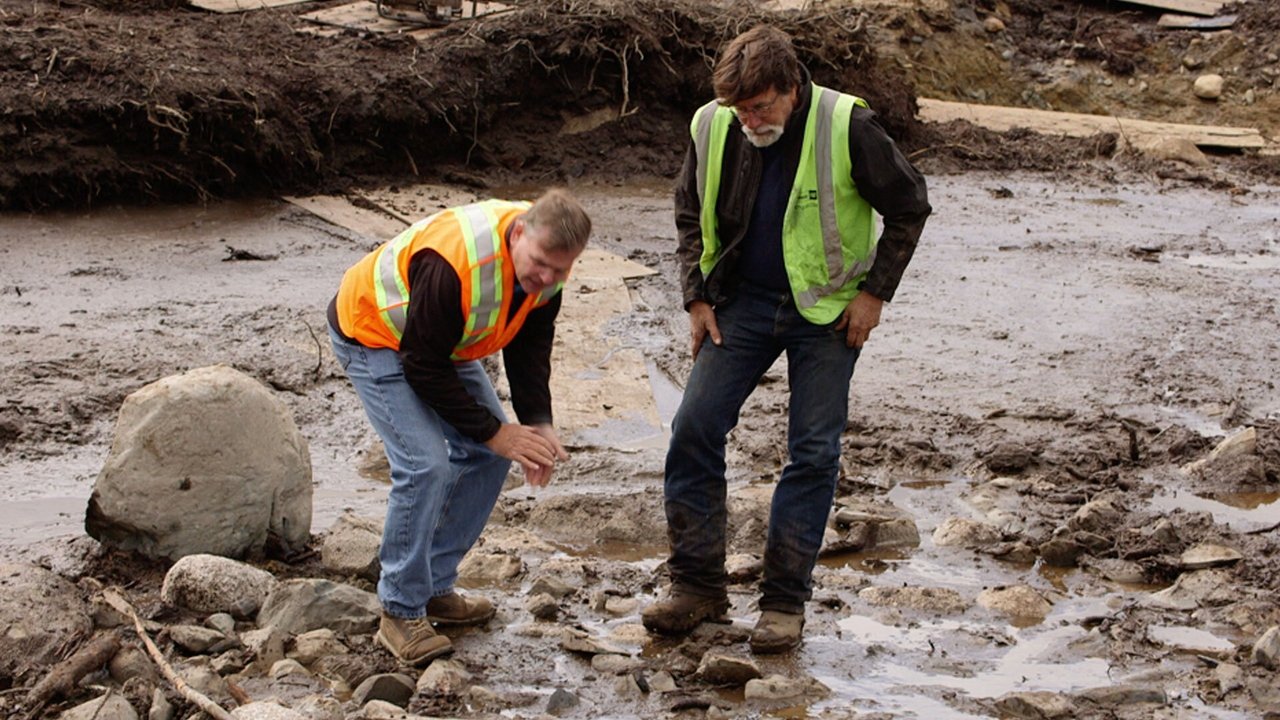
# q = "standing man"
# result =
<box><xmin>641</xmin><ymin>26</ymin><xmax>931</xmax><ymax>653</ymax></box>
<box><xmin>328</xmin><ymin>189</ymin><xmax>591</xmax><ymax>665</ymax></box>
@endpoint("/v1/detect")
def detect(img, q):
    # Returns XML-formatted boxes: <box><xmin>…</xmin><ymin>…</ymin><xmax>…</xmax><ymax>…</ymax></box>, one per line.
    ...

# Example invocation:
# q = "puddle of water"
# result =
<box><xmin>1149</xmin><ymin>488</ymin><xmax>1279</xmax><ymax>533</ymax></box>
<box><xmin>818</xmin><ymin>546</ymin><xmax>911</xmax><ymax>575</ymax></box>
<box><xmin>643</xmin><ymin>357</ymin><xmax>682</xmax><ymax>428</ymax></box>
<box><xmin>553</xmin><ymin>539</ymin><xmax>667</xmax><ymax>563</ymax></box>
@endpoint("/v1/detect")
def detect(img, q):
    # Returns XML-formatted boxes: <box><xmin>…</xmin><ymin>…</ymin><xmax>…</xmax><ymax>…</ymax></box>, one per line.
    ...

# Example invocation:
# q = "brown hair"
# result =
<box><xmin>712</xmin><ymin>26</ymin><xmax>802</xmax><ymax>107</ymax></box>
<box><xmin>523</xmin><ymin>188</ymin><xmax>592</xmax><ymax>254</ymax></box>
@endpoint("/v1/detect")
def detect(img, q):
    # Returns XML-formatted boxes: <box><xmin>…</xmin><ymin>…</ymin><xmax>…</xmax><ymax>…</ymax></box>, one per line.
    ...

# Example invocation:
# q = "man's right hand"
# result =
<box><xmin>485</xmin><ymin>423</ymin><xmax>558</xmax><ymax>479</ymax></box>
<box><xmin>688</xmin><ymin>300</ymin><xmax>722</xmax><ymax>360</ymax></box>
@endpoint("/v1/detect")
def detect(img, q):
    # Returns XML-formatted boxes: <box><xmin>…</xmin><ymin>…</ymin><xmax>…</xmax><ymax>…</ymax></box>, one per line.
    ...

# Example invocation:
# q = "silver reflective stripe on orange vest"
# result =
<box><xmin>795</xmin><ymin>87</ymin><xmax>877</xmax><ymax>310</ymax></box>
<box><xmin>374</xmin><ymin>213</ymin><xmax>439</xmax><ymax>342</ymax></box>
<box><xmin>454</xmin><ymin>201</ymin><xmax>503</xmax><ymax>354</ymax></box>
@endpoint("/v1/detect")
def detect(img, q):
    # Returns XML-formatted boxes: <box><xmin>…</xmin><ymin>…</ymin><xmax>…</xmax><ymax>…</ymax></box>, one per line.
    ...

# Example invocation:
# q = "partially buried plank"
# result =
<box><xmin>917</xmin><ymin>98</ymin><xmax>1265</xmax><ymax>150</ymax></box>
<box><xmin>1157</xmin><ymin>13</ymin><xmax>1237</xmax><ymax>29</ymax></box>
<box><xmin>190</xmin><ymin>0</ymin><xmax>315</xmax><ymax>13</ymax></box>
<box><xmin>1114</xmin><ymin>0</ymin><xmax>1227</xmax><ymax>16</ymax></box>
<box><xmin>298</xmin><ymin>1</ymin><xmax>509</xmax><ymax>40</ymax></box>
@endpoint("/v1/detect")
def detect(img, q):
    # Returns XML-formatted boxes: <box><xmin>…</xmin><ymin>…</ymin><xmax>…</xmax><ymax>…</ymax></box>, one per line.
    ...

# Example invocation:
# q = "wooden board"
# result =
<box><xmin>190</xmin><ymin>0</ymin><xmax>313</xmax><ymax>13</ymax></box>
<box><xmin>1116</xmin><ymin>0</ymin><xmax>1226</xmax><ymax>16</ymax></box>
<box><xmin>1157</xmin><ymin>13</ymin><xmax>1237</xmax><ymax>29</ymax></box>
<box><xmin>299</xmin><ymin>0</ymin><xmax>507</xmax><ymax>40</ymax></box>
<box><xmin>283</xmin><ymin>194</ymin><xmax>408</xmax><ymax>242</ymax></box>
<box><xmin>917</xmin><ymin>98</ymin><xmax>1265</xmax><ymax>150</ymax></box>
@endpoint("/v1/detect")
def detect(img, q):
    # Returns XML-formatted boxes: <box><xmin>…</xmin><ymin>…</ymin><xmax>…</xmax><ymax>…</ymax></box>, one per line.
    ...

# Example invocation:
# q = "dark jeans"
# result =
<box><xmin>664</xmin><ymin>284</ymin><xmax>859</xmax><ymax>614</ymax></box>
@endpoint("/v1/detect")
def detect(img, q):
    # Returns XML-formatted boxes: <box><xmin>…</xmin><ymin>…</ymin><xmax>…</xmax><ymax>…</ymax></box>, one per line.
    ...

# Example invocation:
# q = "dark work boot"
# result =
<box><xmin>749</xmin><ymin>610</ymin><xmax>804</xmax><ymax>654</ymax></box>
<box><xmin>641</xmin><ymin>589</ymin><xmax>731</xmax><ymax>636</ymax></box>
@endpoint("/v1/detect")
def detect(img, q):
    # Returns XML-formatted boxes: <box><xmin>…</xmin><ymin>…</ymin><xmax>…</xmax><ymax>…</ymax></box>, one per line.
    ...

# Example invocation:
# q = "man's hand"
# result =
<box><xmin>484</xmin><ymin>423</ymin><xmax>559</xmax><ymax>485</ymax></box>
<box><xmin>834</xmin><ymin>291</ymin><xmax>883</xmax><ymax>348</ymax></box>
<box><xmin>688</xmin><ymin>300</ymin><xmax>722</xmax><ymax>360</ymax></box>
<box><xmin>524</xmin><ymin>424</ymin><xmax>568</xmax><ymax>488</ymax></box>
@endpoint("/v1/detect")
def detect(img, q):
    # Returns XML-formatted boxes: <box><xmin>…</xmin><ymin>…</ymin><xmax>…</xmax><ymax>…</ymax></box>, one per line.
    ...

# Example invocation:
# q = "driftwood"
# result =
<box><xmin>101</xmin><ymin>588</ymin><xmax>237</xmax><ymax>720</ymax></box>
<box><xmin>23</xmin><ymin>631</ymin><xmax>122</xmax><ymax>715</ymax></box>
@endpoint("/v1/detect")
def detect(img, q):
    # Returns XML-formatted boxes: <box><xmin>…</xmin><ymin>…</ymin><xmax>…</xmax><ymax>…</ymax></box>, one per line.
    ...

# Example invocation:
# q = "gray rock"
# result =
<box><xmin>352</xmin><ymin>673</ymin><xmax>416</xmax><ymax>707</ymax></box>
<box><xmin>257</xmin><ymin>578</ymin><xmax>380</xmax><ymax>635</ymax></box>
<box><xmin>168</xmin><ymin>624</ymin><xmax>228</xmax><ymax>654</ymax></box>
<box><xmin>1180</xmin><ymin>543</ymin><xmax>1243</xmax><ymax>570</ymax></box>
<box><xmin>528</xmin><ymin>576</ymin><xmax>576</xmax><ymax>599</ymax></box>
<box><xmin>148</xmin><ymin>688</ymin><xmax>173</xmax><ymax>720</ymax></box>
<box><xmin>744</xmin><ymin>673</ymin><xmax>830</xmax><ymax>701</ymax></box>
<box><xmin>109</xmin><ymin>645</ymin><xmax>160</xmax><ymax>685</ymax></box>
<box><xmin>240</xmin><ymin>626</ymin><xmax>287</xmax><ymax>670</ymax></box>
<box><xmin>321</xmin><ymin>513</ymin><xmax>382</xmax><ymax>582</ymax></box>
<box><xmin>457</xmin><ymin>552</ymin><xmax>523</xmax><ymax>583</ymax></box>
<box><xmin>86</xmin><ymin>365</ymin><xmax>312</xmax><ymax>560</ymax></box>
<box><xmin>696</xmin><ymin>652</ymin><xmax>762</xmax><ymax>686</ymax></box>
<box><xmin>59</xmin><ymin>693</ymin><xmax>139</xmax><ymax>720</ymax></box>
<box><xmin>526</xmin><ymin>592</ymin><xmax>559</xmax><ymax>620</ymax></box>
<box><xmin>994</xmin><ymin>691</ymin><xmax>1074</xmax><ymax>718</ymax></box>
<box><xmin>1076</xmin><ymin>684</ymin><xmax>1167</xmax><ymax>706</ymax></box>
<box><xmin>546</xmin><ymin>688</ymin><xmax>579</xmax><ymax>715</ymax></box>
<box><xmin>932</xmin><ymin>517</ymin><xmax>1002</xmax><ymax>547</ymax></box>
<box><xmin>1252</xmin><ymin>625</ymin><xmax>1280</xmax><ymax>669</ymax></box>
<box><xmin>977</xmin><ymin>585</ymin><xmax>1051</xmax><ymax>620</ymax></box>
<box><xmin>0</xmin><ymin>564</ymin><xmax>93</xmax><ymax>679</ymax></box>
<box><xmin>289</xmin><ymin>628</ymin><xmax>347</xmax><ymax>665</ymax></box>
<box><xmin>417</xmin><ymin>658</ymin><xmax>472</xmax><ymax>695</ymax></box>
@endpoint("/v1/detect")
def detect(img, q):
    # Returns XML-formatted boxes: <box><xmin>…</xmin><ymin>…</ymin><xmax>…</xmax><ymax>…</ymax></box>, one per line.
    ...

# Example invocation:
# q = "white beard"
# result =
<box><xmin>742</xmin><ymin>123</ymin><xmax>784</xmax><ymax>148</ymax></box>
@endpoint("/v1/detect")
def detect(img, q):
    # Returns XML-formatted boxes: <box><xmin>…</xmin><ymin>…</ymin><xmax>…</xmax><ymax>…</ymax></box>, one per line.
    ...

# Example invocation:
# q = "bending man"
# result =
<box><xmin>329</xmin><ymin>189</ymin><xmax>591</xmax><ymax>665</ymax></box>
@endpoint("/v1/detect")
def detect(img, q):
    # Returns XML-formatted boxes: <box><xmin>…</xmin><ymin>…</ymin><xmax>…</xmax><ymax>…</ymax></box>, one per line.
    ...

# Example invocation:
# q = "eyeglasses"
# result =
<box><xmin>730</xmin><ymin>92</ymin><xmax>783</xmax><ymax>121</ymax></box>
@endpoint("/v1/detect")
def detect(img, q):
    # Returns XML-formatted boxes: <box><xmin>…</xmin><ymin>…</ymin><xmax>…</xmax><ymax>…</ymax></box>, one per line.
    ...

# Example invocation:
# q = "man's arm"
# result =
<box><xmin>501</xmin><ymin>292</ymin><xmax>561</xmax><ymax>427</ymax></box>
<box><xmin>398</xmin><ymin>251</ymin><xmax>503</xmax><ymax>443</ymax></box>
<box><xmin>673</xmin><ymin>142</ymin><xmax>709</xmax><ymax>310</ymax></box>
<box><xmin>847</xmin><ymin>106</ymin><xmax>932</xmax><ymax>303</ymax></box>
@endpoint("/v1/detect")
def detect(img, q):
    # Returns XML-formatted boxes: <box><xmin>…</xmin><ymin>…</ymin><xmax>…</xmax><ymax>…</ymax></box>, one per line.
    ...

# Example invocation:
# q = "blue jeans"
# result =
<box><xmin>329</xmin><ymin>327</ymin><xmax>511</xmax><ymax>619</ymax></box>
<box><xmin>664</xmin><ymin>284</ymin><xmax>859</xmax><ymax>615</ymax></box>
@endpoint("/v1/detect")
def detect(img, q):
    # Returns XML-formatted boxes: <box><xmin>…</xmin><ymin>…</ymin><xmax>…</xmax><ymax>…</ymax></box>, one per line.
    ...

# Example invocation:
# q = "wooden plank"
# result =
<box><xmin>190</xmin><ymin>0</ymin><xmax>313</xmax><ymax>13</ymax></box>
<box><xmin>1157</xmin><ymin>13</ymin><xmax>1237</xmax><ymax>29</ymax></box>
<box><xmin>283</xmin><ymin>194</ymin><xmax>409</xmax><ymax>241</ymax></box>
<box><xmin>917</xmin><ymin>98</ymin><xmax>1265</xmax><ymax>150</ymax></box>
<box><xmin>1116</xmin><ymin>0</ymin><xmax>1226</xmax><ymax>16</ymax></box>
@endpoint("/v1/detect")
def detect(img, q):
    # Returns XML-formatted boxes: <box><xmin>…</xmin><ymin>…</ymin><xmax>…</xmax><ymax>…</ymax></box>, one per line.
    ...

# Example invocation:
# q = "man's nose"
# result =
<box><xmin>742</xmin><ymin>113</ymin><xmax>763</xmax><ymax>129</ymax></box>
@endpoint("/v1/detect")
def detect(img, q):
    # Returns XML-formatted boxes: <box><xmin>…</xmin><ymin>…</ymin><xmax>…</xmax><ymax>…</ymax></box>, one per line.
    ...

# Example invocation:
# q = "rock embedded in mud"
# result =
<box><xmin>351</xmin><ymin>673</ymin><xmax>415</xmax><ymax>708</ymax></box>
<box><xmin>320</xmin><ymin>513</ymin><xmax>382</xmax><ymax>582</ymax></box>
<box><xmin>59</xmin><ymin>693</ymin><xmax>139</xmax><ymax>720</ymax></box>
<box><xmin>1180</xmin><ymin>543</ymin><xmax>1244</xmax><ymax>569</ymax></box>
<box><xmin>993</xmin><ymin>691</ymin><xmax>1074</xmax><ymax>719</ymax></box>
<box><xmin>85</xmin><ymin>364</ymin><xmax>313</xmax><ymax>561</ymax></box>
<box><xmin>977</xmin><ymin>585</ymin><xmax>1052</xmax><ymax>620</ymax></box>
<box><xmin>932</xmin><ymin>517</ymin><xmax>1002</xmax><ymax>547</ymax></box>
<box><xmin>1253</xmin><ymin>626</ymin><xmax>1280</xmax><ymax>670</ymax></box>
<box><xmin>696</xmin><ymin>652</ymin><xmax>762</xmax><ymax>686</ymax></box>
<box><xmin>1194</xmin><ymin>74</ymin><xmax>1225</xmax><ymax>100</ymax></box>
<box><xmin>257</xmin><ymin>578</ymin><xmax>380</xmax><ymax>635</ymax></box>
<box><xmin>228</xmin><ymin>701</ymin><xmax>307</xmax><ymax>719</ymax></box>
<box><xmin>983</xmin><ymin>442</ymin><xmax>1036</xmax><ymax>474</ymax></box>
<box><xmin>0</xmin><ymin>563</ymin><xmax>93</xmax><ymax>679</ymax></box>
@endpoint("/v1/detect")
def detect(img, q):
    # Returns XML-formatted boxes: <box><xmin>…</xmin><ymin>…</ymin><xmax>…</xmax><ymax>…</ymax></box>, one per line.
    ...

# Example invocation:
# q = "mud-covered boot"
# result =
<box><xmin>426</xmin><ymin>591</ymin><xmax>496</xmax><ymax>627</ymax></box>
<box><xmin>641</xmin><ymin>589</ymin><xmax>731</xmax><ymax>636</ymax></box>
<box><xmin>376</xmin><ymin>614</ymin><xmax>453</xmax><ymax>666</ymax></box>
<box><xmin>749</xmin><ymin>610</ymin><xmax>804</xmax><ymax>653</ymax></box>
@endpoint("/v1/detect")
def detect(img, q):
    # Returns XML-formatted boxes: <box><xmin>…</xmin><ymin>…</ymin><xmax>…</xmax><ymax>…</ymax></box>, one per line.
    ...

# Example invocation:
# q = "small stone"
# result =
<box><xmin>1193</xmin><ymin>74</ymin><xmax>1224</xmax><ymax>100</ymax></box>
<box><xmin>983</xmin><ymin>16</ymin><xmax>1005</xmax><ymax>33</ymax></box>
<box><xmin>546</xmin><ymin>688</ymin><xmax>579</xmax><ymax>715</ymax></box>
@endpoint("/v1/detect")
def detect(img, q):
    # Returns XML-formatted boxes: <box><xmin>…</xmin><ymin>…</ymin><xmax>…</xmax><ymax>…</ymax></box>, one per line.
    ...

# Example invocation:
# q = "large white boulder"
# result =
<box><xmin>85</xmin><ymin>364</ymin><xmax>312</xmax><ymax>560</ymax></box>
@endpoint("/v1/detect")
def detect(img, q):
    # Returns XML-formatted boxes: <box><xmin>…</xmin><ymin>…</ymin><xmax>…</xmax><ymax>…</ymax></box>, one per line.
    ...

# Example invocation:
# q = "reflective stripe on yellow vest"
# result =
<box><xmin>335</xmin><ymin>199</ymin><xmax>560</xmax><ymax>360</ymax></box>
<box><xmin>692</xmin><ymin>83</ymin><xmax>878</xmax><ymax>324</ymax></box>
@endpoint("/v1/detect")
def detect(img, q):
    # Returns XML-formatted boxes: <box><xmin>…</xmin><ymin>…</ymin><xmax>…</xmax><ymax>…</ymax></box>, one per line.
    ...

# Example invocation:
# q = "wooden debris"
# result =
<box><xmin>23</xmin><ymin>632</ymin><xmax>122</xmax><ymax>715</ymax></box>
<box><xmin>298</xmin><ymin>1</ymin><xmax>508</xmax><ymax>40</ymax></box>
<box><xmin>102</xmin><ymin>588</ymin><xmax>237</xmax><ymax>720</ymax></box>
<box><xmin>917</xmin><ymin>98</ymin><xmax>1265</xmax><ymax>150</ymax></box>
<box><xmin>1157</xmin><ymin>13</ymin><xmax>1237</xmax><ymax>29</ymax></box>
<box><xmin>1115</xmin><ymin>0</ymin><xmax>1226</xmax><ymax>17</ymax></box>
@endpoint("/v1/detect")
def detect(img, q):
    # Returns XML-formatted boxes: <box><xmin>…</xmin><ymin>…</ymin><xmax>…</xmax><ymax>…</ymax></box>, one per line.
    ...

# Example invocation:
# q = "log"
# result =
<box><xmin>23</xmin><ymin>632</ymin><xmax>122</xmax><ymax>714</ymax></box>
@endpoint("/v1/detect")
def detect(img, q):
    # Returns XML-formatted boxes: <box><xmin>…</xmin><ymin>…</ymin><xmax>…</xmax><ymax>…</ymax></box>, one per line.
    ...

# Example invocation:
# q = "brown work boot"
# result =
<box><xmin>426</xmin><ymin>591</ymin><xmax>496</xmax><ymax>627</ymax></box>
<box><xmin>641</xmin><ymin>590</ymin><xmax>730</xmax><ymax>636</ymax></box>
<box><xmin>376</xmin><ymin>614</ymin><xmax>453</xmax><ymax>666</ymax></box>
<box><xmin>749</xmin><ymin>610</ymin><xmax>804</xmax><ymax>654</ymax></box>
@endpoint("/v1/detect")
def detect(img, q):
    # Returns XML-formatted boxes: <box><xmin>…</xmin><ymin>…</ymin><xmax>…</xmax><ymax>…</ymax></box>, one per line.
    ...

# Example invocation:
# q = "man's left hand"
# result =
<box><xmin>834</xmin><ymin>291</ymin><xmax>883</xmax><ymax>348</ymax></box>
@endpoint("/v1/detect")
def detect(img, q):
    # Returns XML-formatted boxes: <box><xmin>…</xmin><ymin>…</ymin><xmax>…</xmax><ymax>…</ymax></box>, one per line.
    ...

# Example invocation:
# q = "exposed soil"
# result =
<box><xmin>2</xmin><ymin>0</ymin><xmax>1276</xmax><ymax>211</ymax></box>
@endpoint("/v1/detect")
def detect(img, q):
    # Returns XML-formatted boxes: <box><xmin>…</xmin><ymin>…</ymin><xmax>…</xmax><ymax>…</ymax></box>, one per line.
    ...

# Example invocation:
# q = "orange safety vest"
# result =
<box><xmin>335</xmin><ymin>200</ymin><xmax>560</xmax><ymax>361</ymax></box>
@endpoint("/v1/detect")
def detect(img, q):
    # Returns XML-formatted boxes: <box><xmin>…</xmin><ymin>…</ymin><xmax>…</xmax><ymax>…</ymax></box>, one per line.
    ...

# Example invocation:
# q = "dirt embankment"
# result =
<box><xmin>4</xmin><ymin>0</ymin><xmax>1275</xmax><ymax>211</ymax></box>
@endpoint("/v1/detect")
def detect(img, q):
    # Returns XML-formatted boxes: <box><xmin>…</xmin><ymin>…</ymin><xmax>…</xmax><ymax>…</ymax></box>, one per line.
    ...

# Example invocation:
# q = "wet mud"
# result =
<box><xmin>2</xmin><ymin>173</ymin><xmax>1278</xmax><ymax>718</ymax></box>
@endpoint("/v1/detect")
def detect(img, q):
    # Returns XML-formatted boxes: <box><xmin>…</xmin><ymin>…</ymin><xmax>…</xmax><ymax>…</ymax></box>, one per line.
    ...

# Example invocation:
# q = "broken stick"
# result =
<box><xmin>24</xmin><ymin>631</ymin><xmax>121</xmax><ymax>716</ymax></box>
<box><xmin>101</xmin><ymin>588</ymin><xmax>237</xmax><ymax>720</ymax></box>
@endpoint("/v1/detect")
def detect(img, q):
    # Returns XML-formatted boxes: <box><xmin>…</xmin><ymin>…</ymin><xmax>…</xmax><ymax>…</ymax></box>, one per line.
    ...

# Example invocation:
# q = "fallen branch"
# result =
<box><xmin>101</xmin><ymin>589</ymin><xmax>237</xmax><ymax>720</ymax></box>
<box><xmin>24</xmin><ymin>631</ymin><xmax>122</xmax><ymax>716</ymax></box>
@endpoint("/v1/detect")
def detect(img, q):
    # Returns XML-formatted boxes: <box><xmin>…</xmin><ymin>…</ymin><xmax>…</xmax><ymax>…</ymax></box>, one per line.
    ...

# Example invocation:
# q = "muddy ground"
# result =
<box><xmin>1</xmin><ymin>0</ymin><xmax>1279</xmax><ymax>718</ymax></box>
